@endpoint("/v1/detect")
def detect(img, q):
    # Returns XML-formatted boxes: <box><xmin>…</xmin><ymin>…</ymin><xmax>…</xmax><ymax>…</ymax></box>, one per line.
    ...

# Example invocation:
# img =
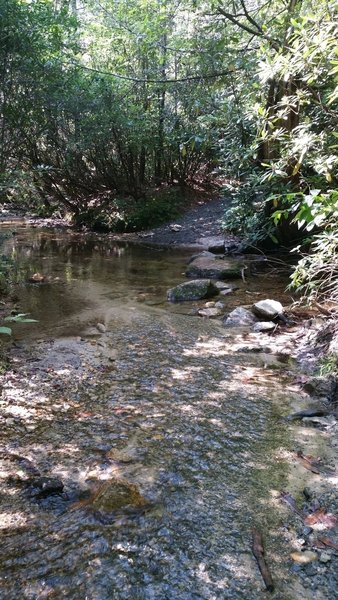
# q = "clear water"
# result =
<box><xmin>0</xmin><ymin>226</ymin><xmax>322</xmax><ymax>599</ymax></box>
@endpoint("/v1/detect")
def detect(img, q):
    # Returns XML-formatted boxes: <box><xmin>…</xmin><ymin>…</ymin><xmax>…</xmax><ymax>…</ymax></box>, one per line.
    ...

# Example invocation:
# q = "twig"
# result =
<box><xmin>252</xmin><ymin>529</ymin><xmax>275</xmax><ymax>592</ymax></box>
<box><xmin>313</xmin><ymin>301</ymin><xmax>333</xmax><ymax>317</ymax></box>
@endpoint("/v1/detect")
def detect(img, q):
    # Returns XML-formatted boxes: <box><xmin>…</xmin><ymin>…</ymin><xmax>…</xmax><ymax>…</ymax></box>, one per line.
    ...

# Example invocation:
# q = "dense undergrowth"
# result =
<box><xmin>0</xmin><ymin>0</ymin><xmax>337</xmax><ymax>303</ymax></box>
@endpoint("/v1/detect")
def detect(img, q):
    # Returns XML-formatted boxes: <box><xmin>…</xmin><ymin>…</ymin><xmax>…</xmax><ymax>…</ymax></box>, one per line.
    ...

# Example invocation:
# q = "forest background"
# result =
<box><xmin>0</xmin><ymin>0</ymin><xmax>337</xmax><ymax>301</ymax></box>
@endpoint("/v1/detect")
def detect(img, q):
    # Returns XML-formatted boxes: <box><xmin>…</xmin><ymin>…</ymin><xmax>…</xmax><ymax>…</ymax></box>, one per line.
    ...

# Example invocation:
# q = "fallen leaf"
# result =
<box><xmin>304</xmin><ymin>509</ymin><xmax>338</xmax><ymax>528</ymax></box>
<box><xmin>295</xmin><ymin>452</ymin><xmax>320</xmax><ymax>474</ymax></box>
<box><xmin>316</xmin><ymin>536</ymin><xmax>338</xmax><ymax>550</ymax></box>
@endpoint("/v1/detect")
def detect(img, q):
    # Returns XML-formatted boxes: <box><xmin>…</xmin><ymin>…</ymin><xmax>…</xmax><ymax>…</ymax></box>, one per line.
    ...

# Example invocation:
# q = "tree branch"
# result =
<box><xmin>217</xmin><ymin>4</ymin><xmax>280</xmax><ymax>51</ymax></box>
<box><xmin>68</xmin><ymin>61</ymin><xmax>235</xmax><ymax>84</ymax></box>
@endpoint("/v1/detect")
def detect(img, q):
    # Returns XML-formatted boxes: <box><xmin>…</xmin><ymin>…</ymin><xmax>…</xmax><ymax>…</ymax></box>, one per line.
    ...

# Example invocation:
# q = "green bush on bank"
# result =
<box><xmin>74</xmin><ymin>189</ymin><xmax>184</xmax><ymax>233</ymax></box>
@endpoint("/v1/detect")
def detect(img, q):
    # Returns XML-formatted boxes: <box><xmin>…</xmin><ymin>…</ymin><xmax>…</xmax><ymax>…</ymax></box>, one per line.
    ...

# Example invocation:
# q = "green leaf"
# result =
<box><xmin>0</xmin><ymin>326</ymin><xmax>12</xmax><ymax>336</ymax></box>
<box><xmin>4</xmin><ymin>314</ymin><xmax>38</xmax><ymax>323</ymax></box>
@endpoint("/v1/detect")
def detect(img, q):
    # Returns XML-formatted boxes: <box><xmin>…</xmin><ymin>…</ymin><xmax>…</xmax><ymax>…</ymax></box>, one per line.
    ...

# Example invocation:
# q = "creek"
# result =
<box><xmin>0</xmin><ymin>225</ymin><xmax>330</xmax><ymax>599</ymax></box>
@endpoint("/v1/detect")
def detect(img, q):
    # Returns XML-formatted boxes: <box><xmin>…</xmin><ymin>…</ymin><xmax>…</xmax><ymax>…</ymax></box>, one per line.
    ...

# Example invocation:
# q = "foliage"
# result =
<box><xmin>0</xmin><ymin>313</ymin><xmax>38</xmax><ymax>336</ymax></box>
<box><xmin>289</xmin><ymin>228</ymin><xmax>338</xmax><ymax>302</ymax></box>
<box><xmin>0</xmin><ymin>0</ymin><xmax>337</xmax><ymax>300</ymax></box>
<box><xmin>74</xmin><ymin>187</ymin><xmax>184</xmax><ymax>232</ymax></box>
<box><xmin>318</xmin><ymin>354</ymin><xmax>338</xmax><ymax>377</ymax></box>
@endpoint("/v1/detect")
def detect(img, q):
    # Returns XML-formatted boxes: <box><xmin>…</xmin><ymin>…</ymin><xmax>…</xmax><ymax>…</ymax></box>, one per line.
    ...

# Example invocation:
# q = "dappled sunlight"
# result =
<box><xmin>171</xmin><ymin>366</ymin><xmax>203</xmax><ymax>380</ymax></box>
<box><xmin>0</xmin><ymin>229</ymin><xmax>336</xmax><ymax>599</ymax></box>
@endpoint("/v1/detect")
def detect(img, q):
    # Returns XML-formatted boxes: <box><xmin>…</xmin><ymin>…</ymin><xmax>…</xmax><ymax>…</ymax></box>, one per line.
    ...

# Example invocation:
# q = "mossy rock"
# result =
<box><xmin>88</xmin><ymin>479</ymin><xmax>148</xmax><ymax>512</ymax></box>
<box><xmin>167</xmin><ymin>279</ymin><xmax>219</xmax><ymax>302</ymax></box>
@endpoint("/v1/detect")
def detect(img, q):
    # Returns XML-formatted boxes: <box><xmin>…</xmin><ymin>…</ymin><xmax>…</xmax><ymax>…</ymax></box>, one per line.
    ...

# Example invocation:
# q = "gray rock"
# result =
<box><xmin>186</xmin><ymin>253</ymin><xmax>243</xmax><ymax>280</ymax></box>
<box><xmin>96</xmin><ymin>323</ymin><xmax>106</xmax><ymax>333</ymax></box>
<box><xmin>252</xmin><ymin>299</ymin><xmax>283</xmax><ymax>319</ymax></box>
<box><xmin>319</xmin><ymin>552</ymin><xmax>332</xmax><ymax>563</ymax></box>
<box><xmin>253</xmin><ymin>321</ymin><xmax>276</xmax><ymax>332</ymax></box>
<box><xmin>214</xmin><ymin>301</ymin><xmax>225</xmax><ymax>309</ymax></box>
<box><xmin>303</xmin><ymin>377</ymin><xmax>335</xmax><ymax>397</ymax></box>
<box><xmin>167</xmin><ymin>279</ymin><xmax>218</xmax><ymax>302</ymax></box>
<box><xmin>214</xmin><ymin>281</ymin><xmax>235</xmax><ymax>291</ymax></box>
<box><xmin>223</xmin><ymin>307</ymin><xmax>258</xmax><ymax>327</ymax></box>
<box><xmin>196</xmin><ymin>236</ymin><xmax>225</xmax><ymax>253</ymax></box>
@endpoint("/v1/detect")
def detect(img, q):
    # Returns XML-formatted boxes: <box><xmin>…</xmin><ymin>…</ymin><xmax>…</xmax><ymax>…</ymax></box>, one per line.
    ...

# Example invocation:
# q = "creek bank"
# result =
<box><xmin>166</xmin><ymin>247</ymin><xmax>338</xmax><ymax>593</ymax></box>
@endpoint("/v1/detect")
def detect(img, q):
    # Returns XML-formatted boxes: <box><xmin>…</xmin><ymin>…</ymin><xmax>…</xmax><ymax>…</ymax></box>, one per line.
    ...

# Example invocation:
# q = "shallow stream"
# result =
<box><xmin>0</xmin><ymin>225</ymin><xmax>332</xmax><ymax>599</ymax></box>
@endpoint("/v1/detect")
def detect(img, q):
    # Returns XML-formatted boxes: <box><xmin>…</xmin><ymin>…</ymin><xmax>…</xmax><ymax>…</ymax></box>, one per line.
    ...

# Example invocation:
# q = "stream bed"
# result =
<box><xmin>0</xmin><ymin>225</ymin><xmax>336</xmax><ymax>599</ymax></box>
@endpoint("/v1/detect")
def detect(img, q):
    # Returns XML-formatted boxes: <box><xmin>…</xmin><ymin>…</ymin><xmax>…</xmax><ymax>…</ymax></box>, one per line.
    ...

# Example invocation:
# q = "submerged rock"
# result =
<box><xmin>223</xmin><ymin>307</ymin><xmax>258</xmax><ymax>327</ymax></box>
<box><xmin>290</xmin><ymin>551</ymin><xmax>318</xmax><ymax>565</ymax></box>
<box><xmin>27</xmin><ymin>476</ymin><xmax>64</xmax><ymax>499</ymax></box>
<box><xmin>28</xmin><ymin>272</ymin><xmax>45</xmax><ymax>283</ymax></box>
<box><xmin>252</xmin><ymin>299</ymin><xmax>283</xmax><ymax>320</ymax></box>
<box><xmin>73</xmin><ymin>479</ymin><xmax>149</xmax><ymax>513</ymax></box>
<box><xmin>167</xmin><ymin>279</ymin><xmax>218</xmax><ymax>302</ymax></box>
<box><xmin>186</xmin><ymin>253</ymin><xmax>243</xmax><ymax>280</ymax></box>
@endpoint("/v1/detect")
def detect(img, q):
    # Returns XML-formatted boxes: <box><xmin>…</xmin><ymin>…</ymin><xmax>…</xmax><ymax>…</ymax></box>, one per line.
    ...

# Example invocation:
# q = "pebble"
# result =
<box><xmin>96</xmin><ymin>323</ymin><xmax>106</xmax><ymax>333</ymax></box>
<box><xmin>303</xmin><ymin>526</ymin><xmax>313</xmax><ymax>536</ymax></box>
<box><xmin>214</xmin><ymin>301</ymin><xmax>225</xmax><ymax>309</ymax></box>
<box><xmin>319</xmin><ymin>552</ymin><xmax>332</xmax><ymax>563</ymax></box>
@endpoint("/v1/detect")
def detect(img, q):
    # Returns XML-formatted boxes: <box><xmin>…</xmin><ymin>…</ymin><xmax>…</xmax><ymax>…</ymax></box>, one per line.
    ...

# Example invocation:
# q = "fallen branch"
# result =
<box><xmin>252</xmin><ymin>529</ymin><xmax>274</xmax><ymax>592</ymax></box>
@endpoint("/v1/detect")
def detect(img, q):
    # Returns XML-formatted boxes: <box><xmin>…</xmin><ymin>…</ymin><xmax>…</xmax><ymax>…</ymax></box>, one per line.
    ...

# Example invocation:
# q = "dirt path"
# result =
<box><xmin>115</xmin><ymin>196</ymin><xmax>239</xmax><ymax>248</ymax></box>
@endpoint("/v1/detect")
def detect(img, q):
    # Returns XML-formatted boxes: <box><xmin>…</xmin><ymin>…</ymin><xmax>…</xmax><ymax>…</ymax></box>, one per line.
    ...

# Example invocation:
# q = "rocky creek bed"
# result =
<box><xmin>0</xmin><ymin>222</ymin><xmax>337</xmax><ymax>599</ymax></box>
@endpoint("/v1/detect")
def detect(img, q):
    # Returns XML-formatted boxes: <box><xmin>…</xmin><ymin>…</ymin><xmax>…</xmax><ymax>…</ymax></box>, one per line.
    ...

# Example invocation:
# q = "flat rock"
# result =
<box><xmin>223</xmin><ymin>307</ymin><xmax>258</xmax><ymax>327</ymax></box>
<box><xmin>253</xmin><ymin>321</ymin><xmax>276</xmax><ymax>332</ymax></box>
<box><xmin>214</xmin><ymin>281</ymin><xmax>235</xmax><ymax>291</ymax></box>
<box><xmin>167</xmin><ymin>279</ymin><xmax>218</xmax><ymax>302</ymax></box>
<box><xmin>252</xmin><ymin>299</ymin><xmax>283</xmax><ymax>319</ymax></box>
<box><xmin>196</xmin><ymin>236</ymin><xmax>225</xmax><ymax>253</ymax></box>
<box><xmin>198</xmin><ymin>307</ymin><xmax>223</xmax><ymax>318</ymax></box>
<box><xmin>186</xmin><ymin>254</ymin><xmax>243</xmax><ymax>280</ymax></box>
<box><xmin>82</xmin><ymin>479</ymin><xmax>148</xmax><ymax>512</ymax></box>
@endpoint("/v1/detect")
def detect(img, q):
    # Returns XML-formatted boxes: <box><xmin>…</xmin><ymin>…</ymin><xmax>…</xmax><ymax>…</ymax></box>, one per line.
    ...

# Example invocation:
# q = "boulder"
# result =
<box><xmin>167</xmin><ymin>279</ymin><xmax>218</xmax><ymax>302</ymax></box>
<box><xmin>223</xmin><ymin>307</ymin><xmax>258</xmax><ymax>327</ymax></box>
<box><xmin>186</xmin><ymin>253</ymin><xmax>243</xmax><ymax>280</ymax></box>
<box><xmin>252</xmin><ymin>299</ymin><xmax>283</xmax><ymax>320</ymax></box>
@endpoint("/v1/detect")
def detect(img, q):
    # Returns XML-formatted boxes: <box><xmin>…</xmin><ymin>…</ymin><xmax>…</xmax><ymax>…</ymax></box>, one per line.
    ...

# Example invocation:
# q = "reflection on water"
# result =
<box><xmin>0</xmin><ymin>225</ymin><xmax>318</xmax><ymax>599</ymax></box>
<box><xmin>2</xmin><ymin>226</ymin><xmax>291</xmax><ymax>338</ymax></box>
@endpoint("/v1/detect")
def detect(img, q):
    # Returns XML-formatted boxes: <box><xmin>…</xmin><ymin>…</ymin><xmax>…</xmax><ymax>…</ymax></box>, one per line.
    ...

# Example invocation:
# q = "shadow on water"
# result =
<box><xmin>0</xmin><ymin>226</ymin><xmax>329</xmax><ymax>599</ymax></box>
